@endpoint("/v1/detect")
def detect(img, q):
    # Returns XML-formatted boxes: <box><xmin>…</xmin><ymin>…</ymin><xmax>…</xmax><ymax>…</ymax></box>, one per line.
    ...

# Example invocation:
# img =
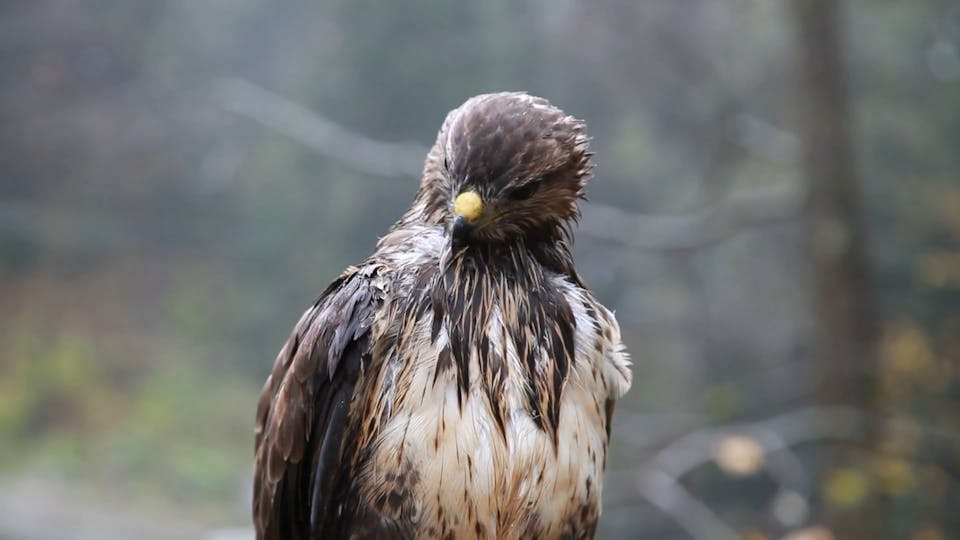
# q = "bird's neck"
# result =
<box><xmin>441</xmin><ymin>234</ymin><xmax>581</xmax><ymax>289</ymax></box>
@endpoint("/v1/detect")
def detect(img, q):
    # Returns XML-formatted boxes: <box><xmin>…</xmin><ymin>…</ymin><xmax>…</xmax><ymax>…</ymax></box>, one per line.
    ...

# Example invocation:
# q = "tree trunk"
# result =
<box><xmin>791</xmin><ymin>1</ymin><xmax>884</xmax><ymax>538</ymax></box>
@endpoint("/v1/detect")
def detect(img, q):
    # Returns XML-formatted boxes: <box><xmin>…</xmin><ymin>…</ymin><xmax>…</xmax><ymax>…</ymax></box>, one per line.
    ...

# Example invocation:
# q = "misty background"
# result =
<box><xmin>2</xmin><ymin>1</ymin><xmax>959</xmax><ymax>539</ymax></box>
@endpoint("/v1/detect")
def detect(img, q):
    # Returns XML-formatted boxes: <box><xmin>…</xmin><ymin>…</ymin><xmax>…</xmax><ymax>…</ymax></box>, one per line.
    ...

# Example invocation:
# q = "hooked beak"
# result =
<box><xmin>452</xmin><ymin>215</ymin><xmax>472</xmax><ymax>242</ymax></box>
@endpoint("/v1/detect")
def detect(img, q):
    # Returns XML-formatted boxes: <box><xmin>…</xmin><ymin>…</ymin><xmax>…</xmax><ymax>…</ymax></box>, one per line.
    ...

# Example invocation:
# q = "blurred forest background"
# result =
<box><xmin>2</xmin><ymin>1</ymin><xmax>959</xmax><ymax>539</ymax></box>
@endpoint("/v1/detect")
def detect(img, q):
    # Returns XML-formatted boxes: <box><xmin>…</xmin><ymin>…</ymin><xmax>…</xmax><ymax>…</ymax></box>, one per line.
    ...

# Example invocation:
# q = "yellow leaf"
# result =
<box><xmin>781</xmin><ymin>525</ymin><xmax>834</xmax><ymax>540</ymax></box>
<box><xmin>714</xmin><ymin>435</ymin><xmax>765</xmax><ymax>477</ymax></box>
<box><xmin>824</xmin><ymin>467</ymin><xmax>870</xmax><ymax>508</ymax></box>
<box><xmin>873</xmin><ymin>457</ymin><xmax>915</xmax><ymax>496</ymax></box>
<box><xmin>883</xmin><ymin>324</ymin><xmax>934</xmax><ymax>375</ymax></box>
<box><xmin>916</xmin><ymin>251</ymin><xmax>960</xmax><ymax>288</ymax></box>
<box><xmin>912</xmin><ymin>525</ymin><xmax>944</xmax><ymax>540</ymax></box>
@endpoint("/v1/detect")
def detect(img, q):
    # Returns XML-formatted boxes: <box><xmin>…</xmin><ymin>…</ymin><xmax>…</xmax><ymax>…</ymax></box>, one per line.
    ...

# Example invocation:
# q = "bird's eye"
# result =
<box><xmin>508</xmin><ymin>182</ymin><xmax>539</xmax><ymax>201</ymax></box>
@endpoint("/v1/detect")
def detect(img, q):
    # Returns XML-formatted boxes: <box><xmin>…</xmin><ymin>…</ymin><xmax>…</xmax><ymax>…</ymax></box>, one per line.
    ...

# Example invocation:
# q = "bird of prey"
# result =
<box><xmin>253</xmin><ymin>92</ymin><xmax>632</xmax><ymax>539</ymax></box>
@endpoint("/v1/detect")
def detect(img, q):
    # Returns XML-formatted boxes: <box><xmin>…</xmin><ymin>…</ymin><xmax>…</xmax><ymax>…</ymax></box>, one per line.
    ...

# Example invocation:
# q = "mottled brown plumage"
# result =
<box><xmin>253</xmin><ymin>92</ymin><xmax>632</xmax><ymax>539</ymax></box>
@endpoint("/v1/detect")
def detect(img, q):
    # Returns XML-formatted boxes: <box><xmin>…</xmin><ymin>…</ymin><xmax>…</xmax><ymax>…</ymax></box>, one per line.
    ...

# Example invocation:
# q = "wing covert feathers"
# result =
<box><xmin>253</xmin><ymin>265</ymin><xmax>384</xmax><ymax>539</ymax></box>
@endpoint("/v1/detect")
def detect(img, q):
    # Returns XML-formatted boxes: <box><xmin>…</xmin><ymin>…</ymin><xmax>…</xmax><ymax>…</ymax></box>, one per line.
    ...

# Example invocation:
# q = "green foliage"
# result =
<box><xmin>0</xmin><ymin>321</ymin><xmax>106</xmax><ymax>457</ymax></box>
<box><xmin>0</xmin><ymin>316</ymin><xmax>256</xmax><ymax>518</ymax></box>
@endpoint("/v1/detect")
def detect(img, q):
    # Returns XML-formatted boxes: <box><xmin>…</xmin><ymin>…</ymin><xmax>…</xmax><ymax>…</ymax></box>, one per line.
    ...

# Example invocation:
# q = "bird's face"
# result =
<box><xmin>435</xmin><ymin>93</ymin><xmax>592</xmax><ymax>246</ymax></box>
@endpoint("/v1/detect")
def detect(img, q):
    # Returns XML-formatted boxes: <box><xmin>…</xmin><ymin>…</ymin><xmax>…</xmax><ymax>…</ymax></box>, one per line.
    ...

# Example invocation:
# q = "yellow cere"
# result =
<box><xmin>454</xmin><ymin>191</ymin><xmax>483</xmax><ymax>222</ymax></box>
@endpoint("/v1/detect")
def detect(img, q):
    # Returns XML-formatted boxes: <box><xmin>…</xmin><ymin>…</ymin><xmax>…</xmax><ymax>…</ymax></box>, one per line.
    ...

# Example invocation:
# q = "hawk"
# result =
<box><xmin>253</xmin><ymin>92</ymin><xmax>632</xmax><ymax>539</ymax></box>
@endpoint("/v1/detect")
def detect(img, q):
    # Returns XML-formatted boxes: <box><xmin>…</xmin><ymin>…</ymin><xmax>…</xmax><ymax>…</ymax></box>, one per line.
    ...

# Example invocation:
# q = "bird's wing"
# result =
<box><xmin>253</xmin><ymin>264</ymin><xmax>384</xmax><ymax>540</ymax></box>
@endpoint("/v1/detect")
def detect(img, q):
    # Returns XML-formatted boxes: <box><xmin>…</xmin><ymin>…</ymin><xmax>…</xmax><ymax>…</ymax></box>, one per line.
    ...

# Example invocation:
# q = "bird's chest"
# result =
<box><xmin>354</xmin><ymin>308</ymin><xmax>608</xmax><ymax>539</ymax></box>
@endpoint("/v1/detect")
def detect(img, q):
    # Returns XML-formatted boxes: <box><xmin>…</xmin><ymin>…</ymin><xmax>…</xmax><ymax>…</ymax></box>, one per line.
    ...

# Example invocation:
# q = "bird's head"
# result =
<box><xmin>417</xmin><ymin>92</ymin><xmax>593</xmax><ymax>246</ymax></box>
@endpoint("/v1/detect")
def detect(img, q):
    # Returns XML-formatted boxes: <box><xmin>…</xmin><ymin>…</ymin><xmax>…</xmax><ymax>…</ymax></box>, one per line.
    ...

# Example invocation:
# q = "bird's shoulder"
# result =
<box><xmin>375</xmin><ymin>223</ymin><xmax>446</xmax><ymax>268</ymax></box>
<box><xmin>548</xmin><ymin>273</ymin><xmax>632</xmax><ymax>400</ymax></box>
<box><xmin>253</xmin><ymin>260</ymin><xmax>392</xmax><ymax>538</ymax></box>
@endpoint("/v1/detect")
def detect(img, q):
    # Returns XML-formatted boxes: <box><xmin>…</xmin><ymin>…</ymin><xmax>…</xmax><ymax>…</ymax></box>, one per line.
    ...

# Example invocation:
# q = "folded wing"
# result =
<box><xmin>253</xmin><ymin>265</ymin><xmax>383</xmax><ymax>539</ymax></box>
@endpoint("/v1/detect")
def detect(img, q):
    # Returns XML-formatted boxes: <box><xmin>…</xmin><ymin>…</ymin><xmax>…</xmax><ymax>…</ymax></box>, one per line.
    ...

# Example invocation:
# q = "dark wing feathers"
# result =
<box><xmin>254</xmin><ymin>265</ymin><xmax>383</xmax><ymax>540</ymax></box>
<box><xmin>309</xmin><ymin>361</ymin><xmax>356</xmax><ymax>529</ymax></box>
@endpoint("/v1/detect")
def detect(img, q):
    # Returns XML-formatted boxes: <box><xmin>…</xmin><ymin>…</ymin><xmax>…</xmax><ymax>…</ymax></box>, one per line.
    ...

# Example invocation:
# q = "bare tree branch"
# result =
<box><xmin>218</xmin><ymin>78</ymin><xmax>426</xmax><ymax>178</ymax></box>
<box><xmin>647</xmin><ymin>405</ymin><xmax>960</xmax><ymax>481</ymax></box>
<box><xmin>579</xmin><ymin>182</ymin><xmax>803</xmax><ymax>251</ymax></box>
<box><xmin>636</xmin><ymin>467</ymin><xmax>740</xmax><ymax>540</ymax></box>
<box><xmin>604</xmin><ymin>406</ymin><xmax>960</xmax><ymax>538</ymax></box>
<box><xmin>216</xmin><ymin>77</ymin><xmax>806</xmax><ymax>252</ymax></box>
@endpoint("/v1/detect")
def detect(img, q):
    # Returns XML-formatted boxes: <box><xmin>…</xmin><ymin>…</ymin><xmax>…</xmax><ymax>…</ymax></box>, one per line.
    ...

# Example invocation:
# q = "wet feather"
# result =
<box><xmin>253</xmin><ymin>92</ymin><xmax>632</xmax><ymax>540</ymax></box>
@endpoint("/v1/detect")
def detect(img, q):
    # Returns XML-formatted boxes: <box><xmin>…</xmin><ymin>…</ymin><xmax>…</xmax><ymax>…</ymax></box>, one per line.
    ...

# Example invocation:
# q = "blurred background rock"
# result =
<box><xmin>1</xmin><ymin>1</ymin><xmax>958</xmax><ymax>539</ymax></box>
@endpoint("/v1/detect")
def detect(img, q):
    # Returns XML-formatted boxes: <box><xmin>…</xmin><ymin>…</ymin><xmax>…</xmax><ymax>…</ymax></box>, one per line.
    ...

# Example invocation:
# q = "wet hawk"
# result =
<box><xmin>253</xmin><ymin>92</ymin><xmax>632</xmax><ymax>539</ymax></box>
